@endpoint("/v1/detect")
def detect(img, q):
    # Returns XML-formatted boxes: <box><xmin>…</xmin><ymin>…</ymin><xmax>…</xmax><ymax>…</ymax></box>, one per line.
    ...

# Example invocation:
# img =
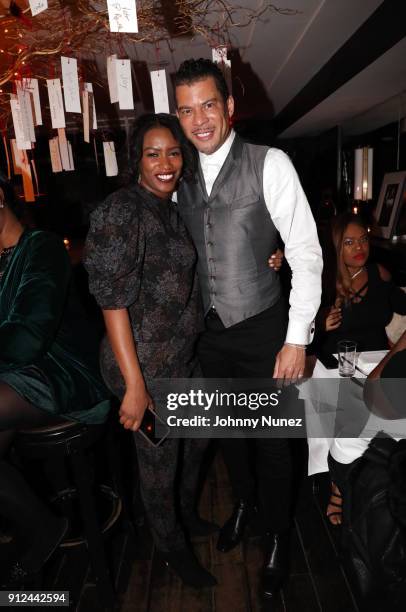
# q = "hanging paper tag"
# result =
<box><xmin>29</xmin><ymin>0</ymin><xmax>48</xmax><ymax>17</ymax></box>
<box><xmin>10</xmin><ymin>98</ymin><xmax>32</xmax><ymax>150</ymax></box>
<box><xmin>61</xmin><ymin>57</ymin><xmax>81</xmax><ymax>113</ymax></box>
<box><xmin>107</xmin><ymin>55</ymin><xmax>119</xmax><ymax>104</ymax></box>
<box><xmin>20</xmin><ymin>151</ymin><xmax>35</xmax><ymax>202</ymax></box>
<box><xmin>103</xmin><ymin>142</ymin><xmax>118</xmax><ymax>177</ymax></box>
<box><xmin>107</xmin><ymin>0</ymin><xmax>138</xmax><ymax>33</ymax></box>
<box><xmin>30</xmin><ymin>157</ymin><xmax>40</xmax><ymax>195</ymax></box>
<box><xmin>116</xmin><ymin>59</ymin><xmax>134</xmax><ymax>110</ymax></box>
<box><xmin>150</xmin><ymin>70</ymin><xmax>170</xmax><ymax>114</ymax></box>
<box><xmin>18</xmin><ymin>79</ymin><xmax>42</xmax><ymax>126</ymax></box>
<box><xmin>212</xmin><ymin>47</ymin><xmax>231</xmax><ymax>67</ymax></box>
<box><xmin>67</xmin><ymin>142</ymin><xmax>75</xmax><ymax>171</ymax></box>
<box><xmin>10</xmin><ymin>139</ymin><xmax>23</xmax><ymax>174</ymax></box>
<box><xmin>47</xmin><ymin>79</ymin><xmax>66</xmax><ymax>129</ymax></box>
<box><xmin>84</xmin><ymin>83</ymin><xmax>97</xmax><ymax>129</ymax></box>
<box><xmin>58</xmin><ymin>128</ymin><xmax>70</xmax><ymax>171</ymax></box>
<box><xmin>212</xmin><ymin>46</ymin><xmax>232</xmax><ymax>94</ymax></box>
<box><xmin>49</xmin><ymin>138</ymin><xmax>62</xmax><ymax>173</ymax></box>
<box><xmin>2</xmin><ymin>136</ymin><xmax>11</xmax><ymax>179</ymax></box>
<box><xmin>16</xmin><ymin>84</ymin><xmax>36</xmax><ymax>143</ymax></box>
<box><xmin>82</xmin><ymin>91</ymin><xmax>90</xmax><ymax>143</ymax></box>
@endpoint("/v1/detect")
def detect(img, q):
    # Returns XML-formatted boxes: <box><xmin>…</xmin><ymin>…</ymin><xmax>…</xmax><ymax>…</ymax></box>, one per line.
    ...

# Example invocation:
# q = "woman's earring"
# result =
<box><xmin>0</xmin><ymin>200</ymin><xmax>4</xmax><ymax>209</ymax></box>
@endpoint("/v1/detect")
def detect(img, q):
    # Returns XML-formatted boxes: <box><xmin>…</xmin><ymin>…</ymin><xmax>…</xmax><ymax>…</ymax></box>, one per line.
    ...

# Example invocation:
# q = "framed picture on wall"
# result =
<box><xmin>373</xmin><ymin>171</ymin><xmax>406</xmax><ymax>238</ymax></box>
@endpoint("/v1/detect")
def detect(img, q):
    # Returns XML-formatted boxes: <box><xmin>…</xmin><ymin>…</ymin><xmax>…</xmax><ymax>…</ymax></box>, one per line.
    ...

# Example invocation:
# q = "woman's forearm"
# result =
<box><xmin>102</xmin><ymin>308</ymin><xmax>145</xmax><ymax>391</ymax></box>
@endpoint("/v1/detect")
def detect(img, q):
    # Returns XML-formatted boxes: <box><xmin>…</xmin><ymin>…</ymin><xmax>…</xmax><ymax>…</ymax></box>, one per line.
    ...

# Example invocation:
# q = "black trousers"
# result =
<box><xmin>197</xmin><ymin>300</ymin><xmax>292</xmax><ymax>533</ymax></box>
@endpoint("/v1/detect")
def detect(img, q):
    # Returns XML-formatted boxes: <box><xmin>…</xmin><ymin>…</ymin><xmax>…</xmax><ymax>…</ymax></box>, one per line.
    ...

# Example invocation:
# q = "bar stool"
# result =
<box><xmin>14</xmin><ymin>419</ymin><xmax>116</xmax><ymax>610</ymax></box>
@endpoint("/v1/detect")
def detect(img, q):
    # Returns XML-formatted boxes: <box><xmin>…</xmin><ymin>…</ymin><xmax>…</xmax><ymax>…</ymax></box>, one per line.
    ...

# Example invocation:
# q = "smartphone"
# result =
<box><xmin>138</xmin><ymin>407</ymin><xmax>170</xmax><ymax>447</ymax></box>
<box><xmin>317</xmin><ymin>351</ymin><xmax>339</xmax><ymax>370</ymax></box>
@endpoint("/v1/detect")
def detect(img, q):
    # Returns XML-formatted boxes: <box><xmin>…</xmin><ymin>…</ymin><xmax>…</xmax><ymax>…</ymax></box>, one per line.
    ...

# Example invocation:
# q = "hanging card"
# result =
<box><xmin>20</xmin><ymin>152</ymin><xmax>35</xmax><ymax>202</ymax></box>
<box><xmin>18</xmin><ymin>79</ymin><xmax>42</xmax><ymax>126</ymax></box>
<box><xmin>2</xmin><ymin>136</ymin><xmax>11</xmax><ymax>179</ymax></box>
<box><xmin>61</xmin><ymin>57</ymin><xmax>81</xmax><ymax>113</ymax></box>
<box><xmin>16</xmin><ymin>84</ymin><xmax>36</xmax><ymax>143</ymax></box>
<box><xmin>107</xmin><ymin>0</ymin><xmax>138</xmax><ymax>33</ymax></box>
<box><xmin>10</xmin><ymin>139</ymin><xmax>22</xmax><ymax>174</ymax></box>
<box><xmin>150</xmin><ymin>70</ymin><xmax>170</xmax><ymax>114</ymax></box>
<box><xmin>47</xmin><ymin>79</ymin><xmax>66</xmax><ymax>129</ymax></box>
<box><xmin>10</xmin><ymin>98</ymin><xmax>32</xmax><ymax>150</ymax></box>
<box><xmin>29</xmin><ymin>0</ymin><xmax>48</xmax><ymax>17</ymax></box>
<box><xmin>84</xmin><ymin>83</ymin><xmax>97</xmax><ymax>129</ymax></box>
<box><xmin>49</xmin><ymin>138</ymin><xmax>62</xmax><ymax>173</ymax></box>
<box><xmin>103</xmin><ymin>142</ymin><xmax>118</xmax><ymax>177</ymax></box>
<box><xmin>107</xmin><ymin>55</ymin><xmax>119</xmax><ymax>104</ymax></box>
<box><xmin>82</xmin><ymin>90</ymin><xmax>90</xmax><ymax>143</ymax></box>
<box><xmin>67</xmin><ymin>143</ymin><xmax>75</xmax><ymax>171</ymax></box>
<box><xmin>212</xmin><ymin>46</ymin><xmax>232</xmax><ymax>94</ymax></box>
<box><xmin>212</xmin><ymin>47</ymin><xmax>231</xmax><ymax>68</ymax></box>
<box><xmin>30</xmin><ymin>157</ymin><xmax>39</xmax><ymax>195</ymax></box>
<box><xmin>116</xmin><ymin>59</ymin><xmax>134</xmax><ymax>110</ymax></box>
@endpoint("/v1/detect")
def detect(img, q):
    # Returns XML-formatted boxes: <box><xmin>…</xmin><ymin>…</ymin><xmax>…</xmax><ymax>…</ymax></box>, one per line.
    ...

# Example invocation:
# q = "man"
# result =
<box><xmin>174</xmin><ymin>58</ymin><xmax>322</xmax><ymax>600</ymax></box>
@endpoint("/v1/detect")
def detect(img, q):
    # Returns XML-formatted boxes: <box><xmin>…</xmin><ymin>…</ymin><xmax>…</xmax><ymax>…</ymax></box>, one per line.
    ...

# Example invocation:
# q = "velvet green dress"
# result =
<box><xmin>0</xmin><ymin>230</ymin><xmax>110</xmax><ymax>423</ymax></box>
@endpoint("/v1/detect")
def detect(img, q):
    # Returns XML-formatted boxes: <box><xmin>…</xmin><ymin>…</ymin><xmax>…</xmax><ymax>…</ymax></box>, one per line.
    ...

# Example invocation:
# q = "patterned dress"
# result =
<box><xmin>84</xmin><ymin>183</ymin><xmax>206</xmax><ymax>552</ymax></box>
<box><xmin>84</xmin><ymin>183</ymin><xmax>203</xmax><ymax>391</ymax></box>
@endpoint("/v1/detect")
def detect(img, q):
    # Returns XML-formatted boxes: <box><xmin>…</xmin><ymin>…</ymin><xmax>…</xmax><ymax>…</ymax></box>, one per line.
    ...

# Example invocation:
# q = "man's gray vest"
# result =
<box><xmin>178</xmin><ymin>135</ymin><xmax>281</xmax><ymax>328</ymax></box>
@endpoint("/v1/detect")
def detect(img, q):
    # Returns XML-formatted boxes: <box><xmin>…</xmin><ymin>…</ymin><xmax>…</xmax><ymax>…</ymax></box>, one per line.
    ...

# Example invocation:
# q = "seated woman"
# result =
<box><xmin>0</xmin><ymin>173</ymin><xmax>110</xmax><ymax>582</ymax></box>
<box><xmin>314</xmin><ymin>212</ymin><xmax>406</xmax><ymax>524</ymax></box>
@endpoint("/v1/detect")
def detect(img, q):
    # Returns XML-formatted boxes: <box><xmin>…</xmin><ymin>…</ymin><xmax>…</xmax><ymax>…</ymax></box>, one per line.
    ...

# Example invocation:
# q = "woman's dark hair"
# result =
<box><xmin>126</xmin><ymin>113</ymin><xmax>196</xmax><ymax>186</ymax></box>
<box><xmin>0</xmin><ymin>171</ymin><xmax>25</xmax><ymax>219</ymax></box>
<box><xmin>174</xmin><ymin>58</ymin><xmax>229</xmax><ymax>104</ymax></box>
<box><xmin>330</xmin><ymin>212</ymin><xmax>369</xmax><ymax>301</ymax></box>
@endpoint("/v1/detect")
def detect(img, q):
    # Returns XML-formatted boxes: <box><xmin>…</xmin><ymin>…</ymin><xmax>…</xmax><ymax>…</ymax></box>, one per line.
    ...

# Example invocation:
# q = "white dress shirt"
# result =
<box><xmin>199</xmin><ymin>130</ymin><xmax>323</xmax><ymax>346</ymax></box>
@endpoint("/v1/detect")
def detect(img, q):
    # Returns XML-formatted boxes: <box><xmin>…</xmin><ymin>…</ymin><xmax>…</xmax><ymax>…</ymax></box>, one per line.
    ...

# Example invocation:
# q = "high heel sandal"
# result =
<box><xmin>326</xmin><ymin>482</ymin><xmax>342</xmax><ymax>526</ymax></box>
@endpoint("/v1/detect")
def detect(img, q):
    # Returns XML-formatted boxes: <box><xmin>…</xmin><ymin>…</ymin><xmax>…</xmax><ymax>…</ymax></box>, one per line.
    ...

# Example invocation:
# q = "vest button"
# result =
<box><xmin>206</xmin><ymin>222</ymin><xmax>212</xmax><ymax>228</ymax></box>
<box><xmin>207</xmin><ymin>241</ymin><xmax>213</xmax><ymax>247</ymax></box>
<box><xmin>211</xmin><ymin>275</ymin><xmax>216</xmax><ymax>281</ymax></box>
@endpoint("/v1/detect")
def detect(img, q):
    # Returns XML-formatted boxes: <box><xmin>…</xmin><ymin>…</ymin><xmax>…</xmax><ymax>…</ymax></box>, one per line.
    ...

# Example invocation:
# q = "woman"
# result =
<box><xmin>84</xmin><ymin>113</ymin><xmax>219</xmax><ymax>588</ymax></box>
<box><xmin>316</xmin><ymin>212</ymin><xmax>406</xmax><ymax>524</ymax></box>
<box><xmin>0</xmin><ymin>172</ymin><xmax>110</xmax><ymax>581</ymax></box>
<box><xmin>320</xmin><ymin>213</ymin><xmax>406</xmax><ymax>353</ymax></box>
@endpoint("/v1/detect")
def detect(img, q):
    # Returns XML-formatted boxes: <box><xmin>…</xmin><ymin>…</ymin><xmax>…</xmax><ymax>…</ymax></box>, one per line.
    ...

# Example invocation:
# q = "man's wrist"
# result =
<box><xmin>284</xmin><ymin>342</ymin><xmax>306</xmax><ymax>350</ymax></box>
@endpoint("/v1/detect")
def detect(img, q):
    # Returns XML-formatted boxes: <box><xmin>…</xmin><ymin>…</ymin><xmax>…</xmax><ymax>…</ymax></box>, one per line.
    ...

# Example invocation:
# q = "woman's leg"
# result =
<box><xmin>0</xmin><ymin>383</ymin><xmax>67</xmax><ymax>576</ymax></box>
<box><xmin>133</xmin><ymin>433</ymin><xmax>186</xmax><ymax>552</ymax></box>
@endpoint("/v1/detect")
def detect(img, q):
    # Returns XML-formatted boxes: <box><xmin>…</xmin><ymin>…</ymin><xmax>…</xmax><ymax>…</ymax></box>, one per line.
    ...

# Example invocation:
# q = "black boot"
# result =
<box><xmin>217</xmin><ymin>499</ymin><xmax>254</xmax><ymax>553</ymax></box>
<box><xmin>160</xmin><ymin>546</ymin><xmax>217</xmax><ymax>588</ymax></box>
<box><xmin>261</xmin><ymin>531</ymin><xmax>290</xmax><ymax>601</ymax></box>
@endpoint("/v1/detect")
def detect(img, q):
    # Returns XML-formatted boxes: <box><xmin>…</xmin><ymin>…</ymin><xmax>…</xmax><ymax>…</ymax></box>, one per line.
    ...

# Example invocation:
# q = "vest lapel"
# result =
<box><xmin>196</xmin><ymin>161</ymin><xmax>209</xmax><ymax>202</ymax></box>
<box><xmin>208</xmin><ymin>135</ymin><xmax>243</xmax><ymax>202</ymax></box>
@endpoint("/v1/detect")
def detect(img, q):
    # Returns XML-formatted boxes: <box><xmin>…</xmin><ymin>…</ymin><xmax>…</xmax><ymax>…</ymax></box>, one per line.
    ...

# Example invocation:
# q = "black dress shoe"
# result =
<box><xmin>160</xmin><ymin>546</ymin><xmax>217</xmax><ymax>588</ymax></box>
<box><xmin>261</xmin><ymin>531</ymin><xmax>290</xmax><ymax>600</ymax></box>
<box><xmin>217</xmin><ymin>500</ymin><xmax>254</xmax><ymax>553</ymax></box>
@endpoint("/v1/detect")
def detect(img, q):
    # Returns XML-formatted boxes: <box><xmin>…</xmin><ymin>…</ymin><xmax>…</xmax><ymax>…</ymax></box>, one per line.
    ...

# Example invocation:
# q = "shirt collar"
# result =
<box><xmin>199</xmin><ymin>129</ymin><xmax>236</xmax><ymax>169</ymax></box>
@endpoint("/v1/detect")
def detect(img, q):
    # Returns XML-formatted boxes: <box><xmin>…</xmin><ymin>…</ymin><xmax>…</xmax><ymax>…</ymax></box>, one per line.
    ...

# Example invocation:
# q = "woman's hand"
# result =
<box><xmin>324</xmin><ymin>306</ymin><xmax>342</xmax><ymax>331</ymax></box>
<box><xmin>268</xmin><ymin>248</ymin><xmax>284</xmax><ymax>271</ymax></box>
<box><xmin>119</xmin><ymin>385</ymin><xmax>154</xmax><ymax>431</ymax></box>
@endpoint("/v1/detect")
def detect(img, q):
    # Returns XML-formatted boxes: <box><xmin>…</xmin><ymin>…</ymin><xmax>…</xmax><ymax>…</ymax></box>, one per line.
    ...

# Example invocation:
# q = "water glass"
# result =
<box><xmin>337</xmin><ymin>340</ymin><xmax>357</xmax><ymax>377</ymax></box>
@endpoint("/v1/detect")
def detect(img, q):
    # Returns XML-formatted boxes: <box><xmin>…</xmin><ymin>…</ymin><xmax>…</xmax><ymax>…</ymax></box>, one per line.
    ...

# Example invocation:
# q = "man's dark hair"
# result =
<box><xmin>126</xmin><ymin>113</ymin><xmax>196</xmax><ymax>185</ymax></box>
<box><xmin>174</xmin><ymin>58</ymin><xmax>229</xmax><ymax>104</ymax></box>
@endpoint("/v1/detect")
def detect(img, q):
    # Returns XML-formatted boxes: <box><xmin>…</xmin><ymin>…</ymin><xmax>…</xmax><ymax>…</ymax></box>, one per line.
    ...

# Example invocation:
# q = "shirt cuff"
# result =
<box><xmin>285</xmin><ymin>319</ymin><xmax>316</xmax><ymax>346</ymax></box>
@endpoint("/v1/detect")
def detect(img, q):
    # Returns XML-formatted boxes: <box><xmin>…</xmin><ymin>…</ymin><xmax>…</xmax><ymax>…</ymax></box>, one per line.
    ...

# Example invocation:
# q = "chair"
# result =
<box><xmin>14</xmin><ymin>419</ymin><xmax>117</xmax><ymax>610</ymax></box>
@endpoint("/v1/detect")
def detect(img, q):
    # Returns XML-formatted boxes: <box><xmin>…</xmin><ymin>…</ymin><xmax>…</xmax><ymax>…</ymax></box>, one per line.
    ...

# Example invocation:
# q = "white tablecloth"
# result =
<box><xmin>304</xmin><ymin>351</ymin><xmax>391</xmax><ymax>475</ymax></box>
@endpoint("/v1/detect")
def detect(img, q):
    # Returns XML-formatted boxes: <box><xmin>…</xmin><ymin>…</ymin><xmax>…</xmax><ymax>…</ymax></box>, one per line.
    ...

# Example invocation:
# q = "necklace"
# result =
<box><xmin>350</xmin><ymin>266</ymin><xmax>364</xmax><ymax>280</ymax></box>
